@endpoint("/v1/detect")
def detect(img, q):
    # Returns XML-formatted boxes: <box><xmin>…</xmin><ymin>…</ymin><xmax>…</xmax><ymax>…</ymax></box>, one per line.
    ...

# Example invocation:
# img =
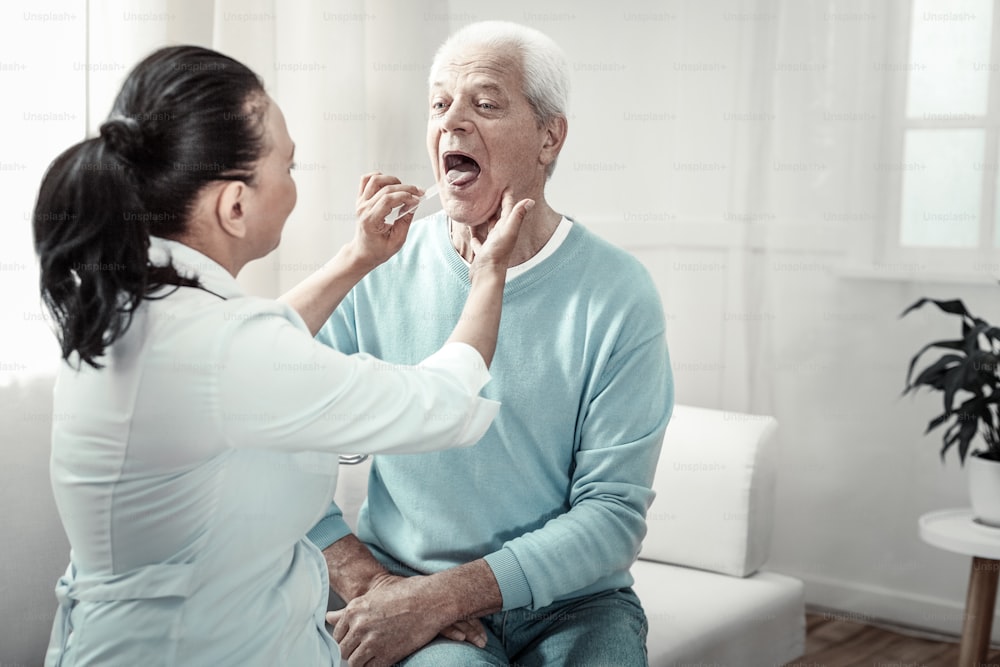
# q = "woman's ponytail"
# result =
<box><xmin>32</xmin><ymin>45</ymin><xmax>267</xmax><ymax>369</ymax></box>
<box><xmin>34</xmin><ymin>133</ymin><xmax>150</xmax><ymax>369</ymax></box>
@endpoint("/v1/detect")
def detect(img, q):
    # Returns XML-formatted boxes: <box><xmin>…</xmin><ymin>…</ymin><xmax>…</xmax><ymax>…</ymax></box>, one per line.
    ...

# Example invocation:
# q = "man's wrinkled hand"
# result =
<box><xmin>437</xmin><ymin>617</ymin><xmax>488</xmax><ymax>647</ymax></box>
<box><xmin>326</xmin><ymin>573</ymin><xmax>485</xmax><ymax>667</ymax></box>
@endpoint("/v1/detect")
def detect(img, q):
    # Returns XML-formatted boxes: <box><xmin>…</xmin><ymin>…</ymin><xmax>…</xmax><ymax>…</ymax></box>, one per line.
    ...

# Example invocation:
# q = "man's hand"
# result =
<box><xmin>437</xmin><ymin>617</ymin><xmax>488</xmax><ymax>647</ymax></box>
<box><xmin>327</xmin><ymin>573</ymin><xmax>485</xmax><ymax>667</ymax></box>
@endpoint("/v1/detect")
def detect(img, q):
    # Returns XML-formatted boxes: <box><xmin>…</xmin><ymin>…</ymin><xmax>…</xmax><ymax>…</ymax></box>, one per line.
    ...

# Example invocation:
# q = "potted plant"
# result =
<box><xmin>902</xmin><ymin>297</ymin><xmax>1000</xmax><ymax>526</ymax></box>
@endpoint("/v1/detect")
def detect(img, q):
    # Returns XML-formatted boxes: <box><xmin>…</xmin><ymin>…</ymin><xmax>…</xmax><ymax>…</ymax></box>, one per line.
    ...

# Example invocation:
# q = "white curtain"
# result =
<box><xmin>86</xmin><ymin>0</ymin><xmax>444</xmax><ymax>297</ymax></box>
<box><xmin>2</xmin><ymin>0</ymin><xmax>443</xmax><ymax>373</ymax></box>
<box><xmin>732</xmin><ymin>0</ymin><xmax>893</xmax><ymax>415</ymax></box>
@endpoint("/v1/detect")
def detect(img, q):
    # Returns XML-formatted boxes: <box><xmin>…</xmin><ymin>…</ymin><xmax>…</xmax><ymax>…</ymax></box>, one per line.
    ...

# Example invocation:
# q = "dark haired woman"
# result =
<box><xmin>35</xmin><ymin>45</ymin><xmax>532</xmax><ymax>666</ymax></box>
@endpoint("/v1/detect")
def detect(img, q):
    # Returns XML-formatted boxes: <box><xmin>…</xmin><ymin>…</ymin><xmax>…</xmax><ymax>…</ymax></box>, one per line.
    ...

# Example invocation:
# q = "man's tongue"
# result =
<box><xmin>446</xmin><ymin>159</ymin><xmax>480</xmax><ymax>186</ymax></box>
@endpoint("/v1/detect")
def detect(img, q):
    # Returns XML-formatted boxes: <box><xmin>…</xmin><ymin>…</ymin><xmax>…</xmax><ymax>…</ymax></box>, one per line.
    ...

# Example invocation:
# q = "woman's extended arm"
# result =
<box><xmin>279</xmin><ymin>173</ymin><xmax>421</xmax><ymax>335</ymax></box>
<box><xmin>277</xmin><ymin>243</ymin><xmax>381</xmax><ymax>337</ymax></box>
<box><xmin>281</xmin><ymin>172</ymin><xmax>532</xmax><ymax>367</ymax></box>
<box><xmin>220</xmin><ymin>188</ymin><xmax>531</xmax><ymax>456</ymax></box>
<box><xmin>445</xmin><ymin>189</ymin><xmax>533</xmax><ymax>367</ymax></box>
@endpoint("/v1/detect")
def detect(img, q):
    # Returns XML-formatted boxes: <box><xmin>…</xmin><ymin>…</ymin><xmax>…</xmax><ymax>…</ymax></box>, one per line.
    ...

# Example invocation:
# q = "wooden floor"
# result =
<box><xmin>788</xmin><ymin>612</ymin><xmax>1000</xmax><ymax>666</ymax></box>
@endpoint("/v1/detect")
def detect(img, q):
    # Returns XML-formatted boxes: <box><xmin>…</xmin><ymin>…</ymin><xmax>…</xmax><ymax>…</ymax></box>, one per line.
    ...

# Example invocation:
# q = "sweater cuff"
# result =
<box><xmin>483</xmin><ymin>547</ymin><xmax>532</xmax><ymax>610</ymax></box>
<box><xmin>306</xmin><ymin>516</ymin><xmax>353</xmax><ymax>551</ymax></box>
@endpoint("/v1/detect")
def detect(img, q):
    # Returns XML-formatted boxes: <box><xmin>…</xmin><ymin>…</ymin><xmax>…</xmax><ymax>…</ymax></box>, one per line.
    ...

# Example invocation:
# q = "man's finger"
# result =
<box><xmin>327</xmin><ymin>611</ymin><xmax>347</xmax><ymax>643</ymax></box>
<box><xmin>453</xmin><ymin>619</ymin><xmax>487</xmax><ymax>648</ymax></box>
<box><xmin>467</xmin><ymin>625</ymin><xmax>487</xmax><ymax>648</ymax></box>
<box><xmin>336</xmin><ymin>626</ymin><xmax>363</xmax><ymax>663</ymax></box>
<box><xmin>439</xmin><ymin>626</ymin><xmax>467</xmax><ymax>642</ymax></box>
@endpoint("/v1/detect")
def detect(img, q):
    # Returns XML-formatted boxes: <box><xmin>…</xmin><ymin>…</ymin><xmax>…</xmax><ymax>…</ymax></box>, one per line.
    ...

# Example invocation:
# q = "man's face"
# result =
<box><xmin>427</xmin><ymin>45</ymin><xmax>551</xmax><ymax>226</ymax></box>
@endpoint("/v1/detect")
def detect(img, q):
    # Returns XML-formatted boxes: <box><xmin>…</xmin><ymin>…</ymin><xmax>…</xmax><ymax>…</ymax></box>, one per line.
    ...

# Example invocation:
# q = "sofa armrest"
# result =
<box><xmin>639</xmin><ymin>404</ymin><xmax>778</xmax><ymax>577</ymax></box>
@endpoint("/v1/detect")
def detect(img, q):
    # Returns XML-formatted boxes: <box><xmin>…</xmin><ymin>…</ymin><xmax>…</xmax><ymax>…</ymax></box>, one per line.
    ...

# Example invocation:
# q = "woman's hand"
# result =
<box><xmin>443</xmin><ymin>189</ymin><xmax>533</xmax><ymax>368</ymax></box>
<box><xmin>349</xmin><ymin>172</ymin><xmax>423</xmax><ymax>270</ymax></box>
<box><xmin>277</xmin><ymin>172</ymin><xmax>421</xmax><ymax>335</ymax></box>
<box><xmin>467</xmin><ymin>188</ymin><xmax>534</xmax><ymax>278</ymax></box>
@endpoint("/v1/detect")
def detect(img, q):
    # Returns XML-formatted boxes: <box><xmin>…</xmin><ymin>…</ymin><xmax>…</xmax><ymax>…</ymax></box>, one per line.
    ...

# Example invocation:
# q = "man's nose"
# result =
<box><xmin>439</xmin><ymin>103</ymin><xmax>471</xmax><ymax>134</ymax></box>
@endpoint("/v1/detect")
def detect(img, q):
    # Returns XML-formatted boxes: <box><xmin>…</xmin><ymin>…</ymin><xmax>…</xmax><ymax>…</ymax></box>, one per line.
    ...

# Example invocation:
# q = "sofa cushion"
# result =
<box><xmin>632</xmin><ymin>559</ymin><xmax>805</xmax><ymax>667</ymax></box>
<box><xmin>640</xmin><ymin>405</ymin><xmax>778</xmax><ymax>577</ymax></box>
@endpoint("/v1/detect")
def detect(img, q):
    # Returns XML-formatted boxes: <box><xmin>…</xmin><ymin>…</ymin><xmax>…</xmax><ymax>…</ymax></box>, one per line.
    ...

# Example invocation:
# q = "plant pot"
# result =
<box><xmin>968</xmin><ymin>454</ymin><xmax>1000</xmax><ymax>527</ymax></box>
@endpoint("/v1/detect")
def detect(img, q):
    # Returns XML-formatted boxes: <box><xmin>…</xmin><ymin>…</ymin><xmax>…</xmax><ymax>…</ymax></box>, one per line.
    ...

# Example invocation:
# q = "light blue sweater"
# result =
<box><xmin>309</xmin><ymin>214</ymin><xmax>673</xmax><ymax>610</ymax></box>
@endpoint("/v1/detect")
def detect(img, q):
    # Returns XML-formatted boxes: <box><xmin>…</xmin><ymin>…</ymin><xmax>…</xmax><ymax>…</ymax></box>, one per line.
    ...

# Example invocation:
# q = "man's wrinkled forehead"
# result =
<box><xmin>430</xmin><ymin>45</ymin><xmax>520</xmax><ymax>91</ymax></box>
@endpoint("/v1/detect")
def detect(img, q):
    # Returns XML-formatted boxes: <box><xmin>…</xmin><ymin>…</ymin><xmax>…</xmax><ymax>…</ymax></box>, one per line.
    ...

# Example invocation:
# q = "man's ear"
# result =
<box><xmin>216</xmin><ymin>180</ymin><xmax>249</xmax><ymax>239</ymax></box>
<box><xmin>539</xmin><ymin>115</ymin><xmax>568</xmax><ymax>169</ymax></box>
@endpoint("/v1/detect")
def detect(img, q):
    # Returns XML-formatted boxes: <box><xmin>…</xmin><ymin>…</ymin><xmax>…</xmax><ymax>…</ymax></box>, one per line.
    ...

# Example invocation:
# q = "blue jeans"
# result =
<box><xmin>396</xmin><ymin>587</ymin><xmax>648</xmax><ymax>667</ymax></box>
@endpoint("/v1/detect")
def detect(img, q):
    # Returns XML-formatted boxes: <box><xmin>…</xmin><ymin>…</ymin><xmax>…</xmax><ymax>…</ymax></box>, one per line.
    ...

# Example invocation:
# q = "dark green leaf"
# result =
<box><xmin>964</xmin><ymin>322</ymin><xmax>990</xmax><ymax>351</ymax></box>
<box><xmin>905</xmin><ymin>339</ymin><xmax>967</xmax><ymax>387</ymax></box>
<box><xmin>957</xmin><ymin>416</ymin><xmax>979</xmax><ymax>464</ymax></box>
<box><xmin>903</xmin><ymin>294</ymin><xmax>1000</xmax><ymax>462</ymax></box>
<box><xmin>944</xmin><ymin>358</ymin><xmax>975</xmax><ymax>412</ymax></box>
<box><xmin>942</xmin><ymin>421</ymin><xmax>961</xmax><ymax>455</ymax></box>
<box><xmin>900</xmin><ymin>298</ymin><xmax>971</xmax><ymax>319</ymax></box>
<box><xmin>925</xmin><ymin>412</ymin><xmax>951</xmax><ymax>434</ymax></box>
<box><xmin>910</xmin><ymin>354</ymin><xmax>963</xmax><ymax>393</ymax></box>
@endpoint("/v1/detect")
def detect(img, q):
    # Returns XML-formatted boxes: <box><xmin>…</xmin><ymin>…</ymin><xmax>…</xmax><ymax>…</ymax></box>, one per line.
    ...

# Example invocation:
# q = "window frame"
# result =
<box><xmin>879</xmin><ymin>0</ymin><xmax>1000</xmax><ymax>275</ymax></box>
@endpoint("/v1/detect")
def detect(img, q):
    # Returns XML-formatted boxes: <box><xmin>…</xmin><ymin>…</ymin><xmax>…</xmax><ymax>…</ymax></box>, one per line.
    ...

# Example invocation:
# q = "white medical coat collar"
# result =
<box><xmin>149</xmin><ymin>236</ymin><xmax>245</xmax><ymax>300</ymax></box>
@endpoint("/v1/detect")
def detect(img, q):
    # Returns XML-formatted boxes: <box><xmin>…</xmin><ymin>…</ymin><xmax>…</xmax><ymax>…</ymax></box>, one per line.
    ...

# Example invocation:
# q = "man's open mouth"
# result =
<box><xmin>443</xmin><ymin>152</ymin><xmax>481</xmax><ymax>187</ymax></box>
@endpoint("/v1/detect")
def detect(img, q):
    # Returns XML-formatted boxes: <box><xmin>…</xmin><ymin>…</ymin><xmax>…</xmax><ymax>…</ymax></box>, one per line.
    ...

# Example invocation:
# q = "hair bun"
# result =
<box><xmin>99</xmin><ymin>115</ymin><xmax>145</xmax><ymax>162</ymax></box>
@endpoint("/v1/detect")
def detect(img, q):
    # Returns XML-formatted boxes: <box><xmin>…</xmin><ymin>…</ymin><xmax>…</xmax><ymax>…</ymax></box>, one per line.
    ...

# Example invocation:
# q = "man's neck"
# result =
<box><xmin>450</xmin><ymin>201</ymin><xmax>562</xmax><ymax>268</ymax></box>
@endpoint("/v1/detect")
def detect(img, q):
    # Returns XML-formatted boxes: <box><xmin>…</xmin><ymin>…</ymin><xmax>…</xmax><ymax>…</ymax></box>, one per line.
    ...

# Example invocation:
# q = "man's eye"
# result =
<box><xmin>431</xmin><ymin>101</ymin><xmax>448</xmax><ymax>110</ymax></box>
<box><xmin>478</xmin><ymin>102</ymin><xmax>496</xmax><ymax>110</ymax></box>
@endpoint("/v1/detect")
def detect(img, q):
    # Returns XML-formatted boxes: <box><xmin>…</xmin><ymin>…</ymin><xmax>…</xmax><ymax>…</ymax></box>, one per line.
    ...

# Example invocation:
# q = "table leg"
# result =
<box><xmin>958</xmin><ymin>556</ymin><xmax>1000</xmax><ymax>667</ymax></box>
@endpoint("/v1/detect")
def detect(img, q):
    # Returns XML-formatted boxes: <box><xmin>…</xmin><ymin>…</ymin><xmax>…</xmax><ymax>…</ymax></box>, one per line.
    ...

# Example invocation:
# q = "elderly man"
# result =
<box><xmin>310</xmin><ymin>20</ymin><xmax>673</xmax><ymax>667</ymax></box>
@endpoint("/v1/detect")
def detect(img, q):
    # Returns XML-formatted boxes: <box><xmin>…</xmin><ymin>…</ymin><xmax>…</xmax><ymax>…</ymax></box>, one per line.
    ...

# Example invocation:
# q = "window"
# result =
<box><xmin>882</xmin><ymin>0</ymin><xmax>1000</xmax><ymax>273</ymax></box>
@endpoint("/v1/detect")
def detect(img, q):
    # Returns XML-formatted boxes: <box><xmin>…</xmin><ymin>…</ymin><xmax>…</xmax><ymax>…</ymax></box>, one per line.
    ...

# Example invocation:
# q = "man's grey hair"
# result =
<box><xmin>429</xmin><ymin>21</ymin><xmax>570</xmax><ymax>178</ymax></box>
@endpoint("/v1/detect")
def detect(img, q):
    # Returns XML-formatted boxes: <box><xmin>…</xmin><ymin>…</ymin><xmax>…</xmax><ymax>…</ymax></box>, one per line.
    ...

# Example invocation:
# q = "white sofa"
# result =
<box><xmin>1</xmin><ymin>372</ymin><xmax>804</xmax><ymax>666</ymax></box>
<box><xmin>330</xmin><ymin>405</ymin><xmax>805</xmax><ymax>666</ymax></box>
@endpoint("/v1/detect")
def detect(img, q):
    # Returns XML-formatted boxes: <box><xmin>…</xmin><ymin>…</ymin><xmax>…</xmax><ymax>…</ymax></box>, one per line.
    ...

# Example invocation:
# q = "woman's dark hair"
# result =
<box><xmin>33</xmin><ymin>45</ymin><xmax>268</xmax><ymax>368</ymax></box>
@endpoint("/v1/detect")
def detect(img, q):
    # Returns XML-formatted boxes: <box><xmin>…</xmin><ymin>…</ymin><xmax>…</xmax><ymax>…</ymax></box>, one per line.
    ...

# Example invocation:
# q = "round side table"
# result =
<box><xmin>920</xmin><ymin>508</ymin><xmax>1000</xmax><ymax>667</ymax></box>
